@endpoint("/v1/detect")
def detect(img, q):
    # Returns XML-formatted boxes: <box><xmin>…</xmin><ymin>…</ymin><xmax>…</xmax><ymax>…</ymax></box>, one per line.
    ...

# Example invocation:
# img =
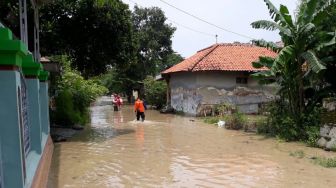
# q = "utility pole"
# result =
<box><xmin>19</xmin><ymin>0</ymin><xmax>28</xmax><ymax>46</ymax></box>
<box><xmin>19</xmin><ymin>0</ymin><xmax>40</xmax><ymax>62</ymax></box>
<box><xmin>215</xmin><ymin>34</ymin><xmax>218</xmax><ymax>44</ymax></box>
<box><xmin>31</xmin><ymin>0</ymin><xmax>40</xmax><ymax>62</ymax></box>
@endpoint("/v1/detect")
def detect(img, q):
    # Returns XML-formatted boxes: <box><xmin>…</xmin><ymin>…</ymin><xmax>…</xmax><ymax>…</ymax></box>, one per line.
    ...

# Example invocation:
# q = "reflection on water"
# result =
<box><xmin>48</xmin><ymin>99</ymin><xmax>336</xmax><ymax>188</ymax></box>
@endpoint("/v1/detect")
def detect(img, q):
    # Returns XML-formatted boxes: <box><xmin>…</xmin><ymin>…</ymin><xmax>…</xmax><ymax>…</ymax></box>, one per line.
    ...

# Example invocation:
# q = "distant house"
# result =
<box><xmin>161</xmin><ymin>43</ymin><xmax>277</xmax><ymax>116</ymax></box>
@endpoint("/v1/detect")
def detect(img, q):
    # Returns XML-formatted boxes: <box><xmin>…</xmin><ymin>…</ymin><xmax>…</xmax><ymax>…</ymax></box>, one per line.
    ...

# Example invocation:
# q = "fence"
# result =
<box><xmin>20</xmin><ymin>72</ymin><xmax>31</xmax><ymax>157</ymax></box>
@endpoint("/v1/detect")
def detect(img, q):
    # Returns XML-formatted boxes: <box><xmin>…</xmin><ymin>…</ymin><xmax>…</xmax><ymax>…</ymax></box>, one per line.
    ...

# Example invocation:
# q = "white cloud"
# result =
<box><xmin>123</xmin><ymin>0</ymin><xmax>298</xmax><ymax>57</ymax></box>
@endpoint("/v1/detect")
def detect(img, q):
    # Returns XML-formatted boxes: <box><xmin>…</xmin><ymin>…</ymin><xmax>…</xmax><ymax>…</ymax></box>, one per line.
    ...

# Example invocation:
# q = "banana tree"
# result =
<box><xmin>251</xmin><ymin>0</ymin><xmax>335</xmax><ymax>121</ymax></box>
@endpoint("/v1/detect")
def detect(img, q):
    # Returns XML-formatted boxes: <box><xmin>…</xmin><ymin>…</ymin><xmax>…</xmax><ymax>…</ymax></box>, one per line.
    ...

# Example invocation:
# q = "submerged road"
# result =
<box><xmin>48</xmin><ymin>97</ymin><xmax>336</xmax><ymax>188</ymax></box>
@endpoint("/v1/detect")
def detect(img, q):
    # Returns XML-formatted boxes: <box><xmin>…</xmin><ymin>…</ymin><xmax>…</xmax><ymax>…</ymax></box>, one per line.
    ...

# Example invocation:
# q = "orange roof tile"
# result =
<box><xmin>162</xmin><ymin>43</ymin><xmax>277</xmax><ymax>74</ymax></box>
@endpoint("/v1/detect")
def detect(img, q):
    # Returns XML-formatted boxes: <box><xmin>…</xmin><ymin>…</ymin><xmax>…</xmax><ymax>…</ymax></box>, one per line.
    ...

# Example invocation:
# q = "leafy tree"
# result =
<box><xmin>0</xmin><ymin>1</ymin><xmax>19</xmax><ymax>34</ymax></box>
<box><xmin>132</xmin><ymin>5</ymin><xmax>176</xmax><ymax>78</ymax></box>
<box><xmin>39</xmin><ymin>0</ymin><xmax>137</xmax><ymax>77</ymax></box>
<box><xmin>313</xmin><ymin>0</ymin><xmax>336</xmax><ymax>93</ymax></box>
<box><xmin>0</xmin><ymin>0</ymin><xmax>42</xmax><ymax>52</ymax></box>
<box><xmin>101</xmin><ymin>6</ymin><xmax>179</xmax><ymax>99</ymax></box>
<box><xmin>251</xmin><ymin>0</ymin><xmax>335</xmax><ymax>118</ymax></box>
<box><xmin>1</xmin><ymin>0</ymin><xmax>137</xmax><ymax>77</ymax></box>
<box><xmin>160</xmin><ymin>52</ymin><xmax>184</xmax><ymax>72</ymax></box>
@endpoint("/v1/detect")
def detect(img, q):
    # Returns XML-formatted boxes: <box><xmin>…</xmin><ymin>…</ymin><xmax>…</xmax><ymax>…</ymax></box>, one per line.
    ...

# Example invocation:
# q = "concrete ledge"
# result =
<box><xmin>31</xmin><ymin>136</ymin><xmax>54</xmax><ymax>188</ymax></box>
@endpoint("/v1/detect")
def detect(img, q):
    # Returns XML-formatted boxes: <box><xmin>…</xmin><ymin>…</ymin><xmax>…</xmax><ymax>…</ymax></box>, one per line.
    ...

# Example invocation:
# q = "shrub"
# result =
<box><xmin>53</xmin><ymin>90</ymin><xmax>76</xmax><ymax>126</ymax></box>
<box><xmin>51</xmin><ymin>56</ymin><xmax>108</xmax><ymax>126</ymax></box>
<box><xmin>256</xmin><ymin>100</ymin><xmax>321</xmax><ymax>142</ymax></box>
<box><xmin>289</xmin><ymin>150</ymin><xmax>305</xmax><ymax>159</ymax></box>
<box><xmin>312</xmin><ymin>157</ymin><xmax>336</xmax><ymax>168</ymax></box>
<box><xmin>256</xmin><ymin>118</ymin><xmax>274</xmax><ymax>136</ymax></box>
<box><xmin>143</xmin><ymin>76</ymin><xmax>167</xmax><ymax>109</ymax></box>
<box><xmin>225</xmin><ymin>112</ymin><xmax>247</xmax><ymax>130</ymax></box>
<box><xmin>214</xmin><ymin>103</ymin><xmax>235</xmax><ymax>116</ymax></box>
<box><xmin>203</xmin><ymin>117</ymin><xmax>221</xmax><ymax>124</ymax></box>
<box><xmin>305</xmin><ymin>126</ymin><xmax>320</xmax><ymax>147</ymax></box>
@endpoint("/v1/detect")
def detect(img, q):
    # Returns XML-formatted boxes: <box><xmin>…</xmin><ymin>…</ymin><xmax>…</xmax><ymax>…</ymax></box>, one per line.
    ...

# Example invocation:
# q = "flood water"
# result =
<box><xmin>48</xmin><ymin>97</ymin><xmax>336</xmax><ymax>188</ymax></box>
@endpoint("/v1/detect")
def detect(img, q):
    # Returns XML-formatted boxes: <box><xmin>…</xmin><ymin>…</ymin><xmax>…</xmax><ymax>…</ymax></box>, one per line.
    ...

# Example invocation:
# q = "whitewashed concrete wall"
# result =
<box><xmin>169</xmin><ymin>72</ymin><xmax>276</xmax><ymax>116</ymax></box>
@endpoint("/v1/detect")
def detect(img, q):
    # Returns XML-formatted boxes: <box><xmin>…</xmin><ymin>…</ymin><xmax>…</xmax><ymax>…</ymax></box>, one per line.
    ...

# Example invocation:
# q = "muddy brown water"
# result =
<box><xmin>48</xmin><ymin>100</ymin><xmax>336</xmax><ymax>188</ymax></box>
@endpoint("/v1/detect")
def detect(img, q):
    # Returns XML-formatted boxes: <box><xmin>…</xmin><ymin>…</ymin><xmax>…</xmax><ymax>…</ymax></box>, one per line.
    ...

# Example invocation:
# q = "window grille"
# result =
<box><xmin>19</xmin><ymin>72</ymin><xmax>30</xmax><ymax>157</ymax></box>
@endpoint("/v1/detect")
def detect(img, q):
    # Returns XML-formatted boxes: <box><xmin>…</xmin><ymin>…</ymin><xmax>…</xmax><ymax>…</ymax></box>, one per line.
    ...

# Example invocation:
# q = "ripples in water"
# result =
<box><xmin>48</xmin><ymin>103</ymin><xmax>336</xmax><ymax>188</ymax></box>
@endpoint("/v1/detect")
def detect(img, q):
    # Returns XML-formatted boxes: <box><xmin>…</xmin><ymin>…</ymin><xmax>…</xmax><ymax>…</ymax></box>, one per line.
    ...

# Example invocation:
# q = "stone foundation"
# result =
<box><xmin>318</xmin><ymin>124</ymin><xmax>336</xmax><ymax>150</ymax></box>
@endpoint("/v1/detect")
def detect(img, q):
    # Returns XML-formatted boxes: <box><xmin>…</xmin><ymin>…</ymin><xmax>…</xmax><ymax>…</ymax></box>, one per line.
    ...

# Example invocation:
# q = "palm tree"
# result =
<box><xmin>251</xmin><ymin>0</ymin><xmax>335</xmax><ymax>123</ymax></box>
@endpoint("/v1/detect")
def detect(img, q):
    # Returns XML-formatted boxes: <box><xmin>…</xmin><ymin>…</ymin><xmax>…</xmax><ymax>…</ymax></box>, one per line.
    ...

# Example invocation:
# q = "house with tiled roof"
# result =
<box><xmin>161</xmin><ymin>42</ymin><xmax>278</xmax><ymax>116</ymax></box>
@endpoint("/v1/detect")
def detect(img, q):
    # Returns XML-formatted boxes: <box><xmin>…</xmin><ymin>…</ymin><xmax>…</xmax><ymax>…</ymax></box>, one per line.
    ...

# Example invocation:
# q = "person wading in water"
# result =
<box><xmin>134</xmin><ymin>97</ymin><xmax>146</xmax><ymax>121</ymax></box>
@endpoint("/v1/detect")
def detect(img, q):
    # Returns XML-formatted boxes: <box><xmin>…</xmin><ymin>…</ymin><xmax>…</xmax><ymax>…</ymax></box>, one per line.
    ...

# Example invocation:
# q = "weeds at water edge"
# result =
<box><xmin>312</xmin><ymin>157</ymin><xmax>336</xmax><ymax>168</ymax></box>
<box><xmin>203</xmin><ymin>117</ymin><xmax>222</xmax><ymax>125</ymax></box>
<box><xmin>289</xmin><ymin>150</ymin><xmax>305</xmax><ymax>159</ymax></box>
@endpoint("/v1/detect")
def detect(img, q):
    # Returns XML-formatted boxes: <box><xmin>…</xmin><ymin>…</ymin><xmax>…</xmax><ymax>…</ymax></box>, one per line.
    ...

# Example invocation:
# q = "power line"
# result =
<box><xmin>128</xmin><ymin>0</ymin><xmax>217</xmax><ymax>39</ymax></box>
<box><xmin>158</xmin><ymin>0</ymin><xmax>255</xmax><ymax>40</ymax></box>
<box><xmin>167</xmin><ymin>19</ymin><xmax>215</xmax><ymax>38</ymax></box>
<box><xmin>128</xmin><ymin>0</ymin><xmax>137</xmax><ymax>5</ymax></box>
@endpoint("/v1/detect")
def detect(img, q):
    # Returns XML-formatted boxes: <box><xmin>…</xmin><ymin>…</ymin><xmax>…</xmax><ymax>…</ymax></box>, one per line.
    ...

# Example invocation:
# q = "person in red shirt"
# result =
<box><xmin>116</xmin><ymin>95</ymin><xmax>123</xmax><ymax>110</ymax></box>
<box><xmin>134</xmin><ymin>97</ymin><xmax>146</xmax><ymax>121</ymax></box>
<box><xmin>112</xmin><ymin>94</ymin><xmax>118</xmax><ymax>111</ymax></box>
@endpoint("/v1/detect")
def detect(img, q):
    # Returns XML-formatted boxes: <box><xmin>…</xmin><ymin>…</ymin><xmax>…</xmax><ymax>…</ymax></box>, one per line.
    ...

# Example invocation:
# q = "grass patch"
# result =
<box><xmin>245</xmin><ymin>115</ymin><xmax>267</xmax><ymax>122</ymax></box>
<box><xmin>289</xmin><ymin>150</ymin><xmax>305</xmax><ymax>159</ymax></box>
<box><xmin>312</xmin><ymin>157</ymin><xmax>336</xmax><ymax>168</ymax></box>
<box><xmin>203</xmin><ymin>115</ymin><xmax>267</xmax><ymax>130</ymax></box>
<box><xmin>203</xmin><ymin>116</ymin><xmax>222</xmax><ymax>124</ymax></box>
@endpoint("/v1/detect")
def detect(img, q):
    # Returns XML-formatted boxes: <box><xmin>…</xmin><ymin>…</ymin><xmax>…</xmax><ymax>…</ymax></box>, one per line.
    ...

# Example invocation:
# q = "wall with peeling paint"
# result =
<box><xmin>169</xmin><ymin>72</ymin><xmax>276</xmax><ymax>116</ymax></box>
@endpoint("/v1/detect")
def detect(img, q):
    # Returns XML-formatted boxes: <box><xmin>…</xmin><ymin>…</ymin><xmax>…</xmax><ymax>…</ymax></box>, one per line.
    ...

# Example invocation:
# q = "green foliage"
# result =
<box><xmin>53</xmin><ymin>89</ymin><xmax>79</xmax><ymax>125</ymax></box>
<box><xmin>203</xmin><ymin>117</ymin><xmax>221</xmax><ymax>125</ymax></box>
<box><xmin>256</xmin><ymin>118</ymin><xmax>273</xmax><ymax>135</ymax></box>
<box><xmin>226</xmin><ymin>112</ymin><xmax>247</xmax><ymax>130</ymax></box>
<box><xmin>161</xmin><ymin>53</ymin><xmax>184</xmax><ymax>72</ymax></box>
<box><xmin>289</xmin><ymin>150</ymin><xmax>305</xmax><ymax>158</ymax></box>
<box><xmin>39</xmin><ymin>0</ymin><xmax>137</xmax><ymax>77</ymax></box>
<box><xmin>204</xmin><ymin>113</ymin><xmax>264</xmax><ymax>132</ymax></box>
<box><xmin>306</xmin><ymin>126</ymin><xmax>320</xmax><ymax>147</ymax></box>
<box><xmin>100</xmin><ymin>69</ymin><xmax>125</xmax><ymax>94</ymax></box>
<box><xmin>312</xmin><ymin>157</ymin><xmax>336</xmax><ymax>168</ymax></box>
<box><xmin>5</xmin><ymin>0</ymin><xmax>138</xmax><ymax>79</ymax></box>
<box><xmin>143</xmin><ymin>76</ymin><xmax>167</xmax><ymax>109</ymax></box>
<box><xmin>51</xmin><ymin>56</ymin><xmax>108</xmax><ymax>126</ymax></box>
<box><xmin>252</xmin><ymin>0</ymin><xmax>334</xmax><ymax>117</ymax></box>
<box><xmin>252</xmin><ymin>0</ymin><xmax>335</xmax><ymax>142</ymax></box>
<box><xmin>256</xmin><ymin>101</ymin><xmax>321</xmax><ymax>142</ymax></box>
<box><xmin>100</xmin><ymin>6</ymin><xmax>181</xmax><ymax>98</ymax></box>
<box><xmin>203</xmin><ymin>112</ymin><xmax>247</xmax><ymax>130</ymax></box>
<box><xmin>132</xmin><ymin>5</ymin><xmax>176</xmax><ymax>77</ymax></box>
<box><xmin>214</xmin><ymin>103</ymin><xmax>236</xmax><ymax>116</ymax></box>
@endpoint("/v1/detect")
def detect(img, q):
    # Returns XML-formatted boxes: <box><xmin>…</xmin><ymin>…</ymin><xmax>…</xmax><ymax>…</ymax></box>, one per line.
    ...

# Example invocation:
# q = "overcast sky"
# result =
<box><xmin>122</xmin><ymin>0</ymin><xmax>298</xmax><ymax>57</ymax></box>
